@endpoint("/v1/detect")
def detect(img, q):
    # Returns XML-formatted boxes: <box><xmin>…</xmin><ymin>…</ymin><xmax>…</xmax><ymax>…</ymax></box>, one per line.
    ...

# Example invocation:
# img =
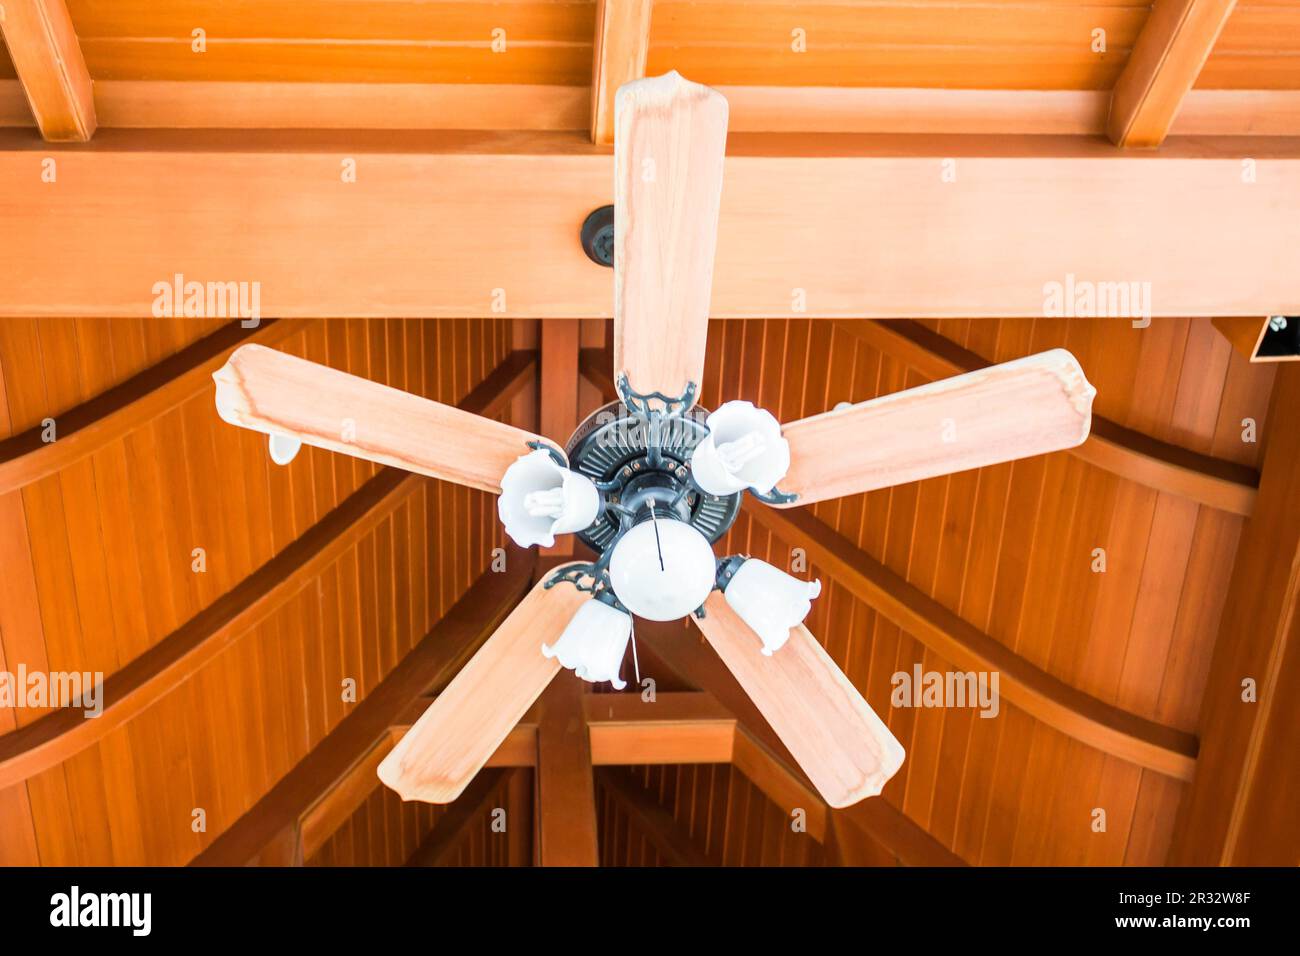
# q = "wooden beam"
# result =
<box><xmin>406</xmin><ymin>769</ymin><xmax>510</xmax><ymax>867</ymax></box>
<box><xmin>540</xmin><ymin>319</ymin><xmax>581</xmax><ymax>557</ymax></box>
<box><xmin>298</xmin><ymin>734</ymin><xmax>395</xmax><ymax>861</ymax></box>
<box><xmin>190</xmin><ymin>548</ymin><xmax>535</xmax><ymax>866</ymax></box>
<box><xmin>3</xmin><ymin>130</ymin><xmax>1300</xmax><ymax>318</ymax></box>
<box><xmin>596</xmin><ymin>767</ymin><xmax>711</xmax><ymax>866</ymax></box>
<box><xmin>535</xmin><ymin>674</ymin><xmax>599</xmax><ymax>866</ymax></box>
<box><xmin>4</xmin><ymin>80</ymin><xmax>1294</xmax><ymax>137</ymax></box>
<box><xmin>590</xmin><ymin>0</ymin><xmax>654</xmax><ymax>145</ymax></box>
<box><xmin>638</xmin><ymin>620</ymin><xmax>963</xmax><ymax>866</ymax></box>
<box><xmin>1108</xmin><ymin>0</ymin><xmax>1237</xmax><ymax>148</ymax></box>
<box><xmin>0</xmin><ymin>349</ymin><xmax>538</xmax><ymax>789</ymax></box>
<box><xmin>1169</xmin><ymin>366</ymin><xmax>1300</xmax><ymax>865</ymax></box>
<box><xmin>0</xmin><ymin>318</ymin><xmax>310</xmax><ymax>496</ymax></box>
<box><xmin>584</xmin><ymin>691</ymin><xmax>735</xmax><ymax>765</ymax></box>
<box><xmin>0</xmin><ymin>0</ymin><xmax>95</xmax><ymax>141</ymax></box>
<box><xmin>747</xmin><ymin>502</ymin><xmax>1199</xmax><ymax>781</ymax></box>
<box><xmin>392</xmin><ymin>690</ymin><xmax>735</xmax><ymax>767</ymax></box>
<box><xmin>834</xmin><ymin>319</ymin><xmax>1260</xmax><ymax>516</ymax></box>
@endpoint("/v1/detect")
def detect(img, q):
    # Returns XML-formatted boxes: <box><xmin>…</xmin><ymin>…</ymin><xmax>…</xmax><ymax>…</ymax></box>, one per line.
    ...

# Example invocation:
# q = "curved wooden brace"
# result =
<box><xmin>747</xmin><ymin>503</ymin><xmax>1198</xmax><ymax>781</ymax></box>
<box><xmin>837</xmin><ymin>319</ymin><xmax>1259</xmax><ymax>516</ymax></box>
<box><xmin>0</xmin><ymin>349</ymin><xmax>537</xmax><ymax>789</ymax></box>
<box><xmin>0</xmin><ymin>318</ymin><xmax>310</xmax><ymax>495</ymax></box>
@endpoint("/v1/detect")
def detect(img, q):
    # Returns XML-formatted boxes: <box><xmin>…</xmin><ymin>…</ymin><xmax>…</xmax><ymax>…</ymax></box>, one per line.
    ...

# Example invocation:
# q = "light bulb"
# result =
<box><xmin>721</xmin><ymin>558</ymin><xmax>821</xmax><ymax>655</ymax></box>
<box><xmin>497</xmin><ymin>450</ymin><xmax>600</xmax><ymax>549</ymax></box>
<box><xmin>542</xmin><ymin>599</ymin><xmax>632</xmax><ymax>689</ymax></box>
<box><xmin>689</xmin><ymin>400</ymin><xmax>791</xmax><ymax>496</ymax></box>
<box><xmin>608</xmin><ymin>518</ymin><xmax>717</xmax><ymax>621</ymax></box>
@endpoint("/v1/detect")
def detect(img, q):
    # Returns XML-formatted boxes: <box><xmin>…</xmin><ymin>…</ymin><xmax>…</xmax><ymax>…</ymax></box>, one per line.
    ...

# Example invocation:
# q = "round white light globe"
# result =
<box><xmin>608</xmin><ymin>519</ymin><xmax>717</xmax><ymax>622</ymax></box>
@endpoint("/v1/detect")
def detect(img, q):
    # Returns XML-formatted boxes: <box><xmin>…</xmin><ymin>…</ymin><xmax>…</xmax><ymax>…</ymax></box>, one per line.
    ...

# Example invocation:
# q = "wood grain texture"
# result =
<box><xmin>214</xmin><ymin>343</ymin><xmax>556</xmax><ymax>494</ymax></box>
<box><xmin>778</xmin><ymin>350</ymin><xmax>1095</xmax><ymax>508</ymax></box>
<box><xmin>536</xmin><ymin>673</ymin><xmax>599</xmax><ymax>865</ymax></box>
<box><xmin>6</xmin><ymin>131</ymin><xmax>1300</xmax><ymax>319</ymax></box>
<box><xmin>749</xmin><ymin>502</ymin><xmax>1199</xmax><ymax>780</ymax></box>
<box><xmin>1170</xmin><ymin>366</ymin><xmax>1300</xmax><ymax>864</ymax></box>
<box><xmin>1109</xmin><ymin>0</ymin><xmax>1238</xmax><ymax>147</ymax></box>
<box><xmin>836</xmin><ymin>319</ymin><xmax>1261</xmax><ymax>516</ymax></box>
<box><xmin>694</xmin><ymin>592</ymin><xmax>905</xmax><ymax>809</ymax></box>
<box><xmin>590</xmin><ymin>0</ymin><xmax>653</xmax><ymax>145</ymax></box>
<box><xmin>613</xmin><ymin>72</ymin><xmax>727</xmax><ymax>401</ymax></box>
<box><xmin>0</xmin><ymin>0</ymin><xmax>95</xmax><ymax>140</ymax></box>
<box><xmin>378</xmin><ymin>571</ymin><xmax>588</xmax><ymax>803</ymax></box>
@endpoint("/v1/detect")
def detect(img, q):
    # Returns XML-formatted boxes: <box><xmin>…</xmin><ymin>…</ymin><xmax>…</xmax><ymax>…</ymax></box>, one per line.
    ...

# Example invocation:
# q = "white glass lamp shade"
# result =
<box><xmin>723</xmin><ymin>558</ymin><xmax>822</xmax><ymax>655</ymax></box>
<box><xmin>497</xmin><ymin>450</ymin><xmax>600</xmax><ymax>549</ymax></box>
<box><xmin>689</xmin><ymin>400</ymin><xmax>791</xmax><ymax>496</ymax></box>
<box><xmin>542</xmin><ymin>599</ymin><xmax>633</xmax><ymax>690</ymax></box>
<box><xmin>268</xmin><ymin>433</ymin><xmax>302</xmax><ymax>466</ymax></box>
<box><xmin>608</xmin><ymin>519</ymin><xmax>717</xmax><ymax>622</ymax></box>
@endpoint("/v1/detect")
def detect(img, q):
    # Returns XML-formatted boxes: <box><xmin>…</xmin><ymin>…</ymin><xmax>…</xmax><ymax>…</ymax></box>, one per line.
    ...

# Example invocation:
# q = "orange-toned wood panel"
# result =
<box><xmin>65</xmin><ymin>0</ymin><xmax>595</xmax><ymax>85</ymax></box>
<box><xmin>307</xmin><ymin>783</ymin><xmax>448</xmax><ymax>867</ymax></box>
<box><xmin>597</xmin><ymin>764</ymin><xmax>826</xmax><ymax>866</ymax></box>
<box><xmin>699</xmin><ymin>317</ymin><xmax>1273</xmax><ymax>866</ymax></box>
<box><xmin>647</xmin><ymin>0</ymin><xmax>1149</xmax><ymax>90</ymax></box>
<box><xmin>0</xmin><ymin>318</ymin><xmax>515</xmax><ymax>865</ymax></box>
<box><xmin>0</xmin><ymin>39</ymin><xmax>16</xmax><ymax>79</ymax></box>
<box><xmin>1198</xmin><ymin>1</ymin><xmax>1300</xmax><ymax>89</ymax></box>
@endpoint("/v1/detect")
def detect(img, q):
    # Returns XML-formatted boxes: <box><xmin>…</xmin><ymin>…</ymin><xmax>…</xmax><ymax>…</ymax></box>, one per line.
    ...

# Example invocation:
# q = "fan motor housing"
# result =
<box><xmin>565</xmin><ymin>401</ymin><xmax>742</xmax><ymax>554</ymax></box>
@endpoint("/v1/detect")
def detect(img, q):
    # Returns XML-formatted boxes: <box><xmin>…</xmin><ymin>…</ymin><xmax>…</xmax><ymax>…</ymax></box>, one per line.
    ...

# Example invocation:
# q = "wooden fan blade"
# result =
<box><xmin>695</xmin><ymin>592</ymin><xmax>904</xmax><ymax>808</ymax></box>
<box><xmin>776</xmin><ymin>349</ymin><xmax>1094</xmax><ymax>508</ymax></box>
<box><xmin>213</xmin><ymin>344</ymin><xmax>558</xmax><ymax>493</ymax></box>
<box><xmin>378</xmin><ymin>571</ymin><xmax>589</xmax><ymax>803</ymax></box>
<box><xmin>613</xmin><ymin>71</ymin><xmax>728</xmax><ymax>404</ymax></box>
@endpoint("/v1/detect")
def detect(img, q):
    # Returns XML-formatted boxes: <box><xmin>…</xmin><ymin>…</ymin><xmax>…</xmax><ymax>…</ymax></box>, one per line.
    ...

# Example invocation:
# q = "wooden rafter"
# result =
<box><xmin>0</xmin><ymin>318</ymin><xmax>310</xmax><ymax>495</ymax></box>
<box><xmin>535</xmin><ymin>675</ymin><xmax>600</xmax><ymax>866</ymax></box>
<box><xmin>0</xmin><ymin>348</ymin><xmax>538</xmax><ymax>790</ymax></box>
<box><xmin>1108</xmin><ymin>0</ymin><xmax>1238</xmax><ymax>148</ymax></box>
<box><xmin>190</xmin><ymin>548</ymin><xmax>535</xmax><ymax>866</ymax></box>
<box><xmin>0</xmin><ymin>0</ymin><xmax>95</xmax><ymax>141</ymax></box>
<box><xmin>2</xmin><ymin>80</ymin><xmax>1296</xmax><ymax>137</ymax></box>
<box><xmin>540</xmin><ymin>320</ymin><xmax>581</xmax><ymax>556</ymax></box>
<box><xmin>406</xmin><ymin>769</ymin><xmax>510</xmax><ymax>867</ymax></box>
<box><xmin>3</xmin><ymin>131</ymin><xmax>1299</xmax><ymax>318</ymax></box>
<box><xmin>596</xmin><ymin>767</ymin><xmax>710</xmax><ymax>866</ymax></box>
<box><xmin>833</xmin><ymin>319</ymin><xmax>1260</xmax><ymax>516</ymax></box>
<box><xmin>590</xmin><ymin>0</ymin><xmax>654</xmax><ymax>145</ymax></box>
<box><xmin>1170</xmin><ymin>367</ymin><xmax>1300</xmax><ymax>865</ymax></box>
<box><xmin>746</xmin><ymin>503</ymin><xmax>1199</xmax><ymax>780</ymax></box>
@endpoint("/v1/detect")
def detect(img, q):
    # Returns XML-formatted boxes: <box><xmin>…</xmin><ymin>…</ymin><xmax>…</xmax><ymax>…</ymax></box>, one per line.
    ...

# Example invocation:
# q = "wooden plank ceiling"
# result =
<box><xmin>1</xmin><ymin>0</ymin><xmax>1299</xmax><ymax>136</ymax></box>
<box><xmin>0</xmin><ymin>314</ymin><xmax>1285</xmax><ymax>866</ymax></box>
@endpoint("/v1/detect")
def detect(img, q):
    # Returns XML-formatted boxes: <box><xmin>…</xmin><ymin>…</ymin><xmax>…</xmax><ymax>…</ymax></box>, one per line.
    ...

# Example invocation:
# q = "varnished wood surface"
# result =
<box><xmin>613</xmin><ymin>71</ymin><xmax>727</xmax><ymax>401</ymax></box>
<box><xmin>0</xmin><ymin>0</ymin><xmax>96</xmax><ymax>140</ymax></box>
<box><xmin>5</xmin><ymin>131</ymin><xmax>1300</xmax><ymax>319</ymax></box>
<box><xmin>696</xmin><ymin>593</ymin><xmax>905</xmax><ymax>808</ymax></box>
<box><xmin>0</xmin><ymin>318</ymin><xmax>518</xmax><ymax>865</ymax></box>
<box><xmin>378</xmin><ymin>572</ymin><xmax>586</xmax><ymax>804</ymax></box>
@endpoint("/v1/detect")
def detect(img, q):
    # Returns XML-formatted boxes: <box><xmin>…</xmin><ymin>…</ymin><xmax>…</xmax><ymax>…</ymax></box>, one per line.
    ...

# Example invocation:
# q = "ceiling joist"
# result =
<box><xmin>590</xmin><ymin>0</ymin><xmax>654</xmax><ymax>145</ymax></box>
<box><xmin>3</xmin><ymin>131</ymin><xmax>1298</xmax><ymax>319</ymax></box>
<box><xmin>596</xmin><ymin>767</ymin><xmax>711</xmax><ymax>866</ymax></box>
<box><xmin>0</xmin><ymin>0</ymin><xmax>95</xmax><ymax>141</ymax></box>
<box><xmin>1109</xmin><ymin>0</ymin><xmax>1238</xmax><ymax>148</ymax></box>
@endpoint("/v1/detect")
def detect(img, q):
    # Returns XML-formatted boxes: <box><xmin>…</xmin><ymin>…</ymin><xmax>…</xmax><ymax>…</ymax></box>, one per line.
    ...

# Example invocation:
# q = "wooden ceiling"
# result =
<box><xmin>0</xmin><ymin>1</ymin><xmax>1297</xmax><ymax>868</ymax></box>
<box><xmin>0</xmin><ymin>314</ymin><xmax>1295</xmax><ymax>866</ymax></box>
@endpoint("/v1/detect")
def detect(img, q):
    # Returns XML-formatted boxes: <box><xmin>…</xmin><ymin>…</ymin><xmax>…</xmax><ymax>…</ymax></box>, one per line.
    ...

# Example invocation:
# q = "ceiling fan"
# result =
<box><xmin>212</xmin><ymin>72</ymin><xmax>1096</xmax><ymax>810</ymax></box>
